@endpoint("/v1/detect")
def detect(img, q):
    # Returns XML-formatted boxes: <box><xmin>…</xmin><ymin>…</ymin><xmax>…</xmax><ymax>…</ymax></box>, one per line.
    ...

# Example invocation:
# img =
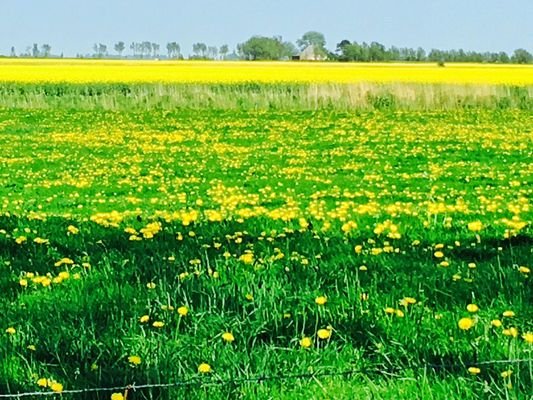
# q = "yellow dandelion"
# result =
<box><xmin>501</xmin><ymin>370</ymin><xmax>513</xmax><ymax>379</ymax></box>
<box><xmin>518</xmin><ymin>266</ymin><xmax>530</xmax><ymax>274</ymax></box>
<box><xmin>198</xmin><ymin>363</ymin><xmax>212</xmax><ymax>373</ymax></box>
<box><xmin>502</xmin><ymin>327</ymin><xmax>518</xmax><ymax>338</ymax></box>
<box><xmin>37</xmin><ymin>378</ymin><xmax>47</xmax><ymax>387</ymax></box>
<box><xmin>491</xmin><ymin>319</ymin><xmax>502</xmax><ymax>328</ymax></box>
<box><xmin>317</xmin><ymin>328</ymin><xmax>332</xmax><ymax>340</ymax></box>
<box><xmin>50</xmin><ymin>382</ymin><xmax>63</xmax><ymax>393</ymax></box>
<box><xmin>139</xmin><ymin>315</ymin><xmax>149</xmax><ymax>323</ymax></box>
<box><xmin>128</xmin><ymin>355</ymin><xmax>141</xmax><ymax>365</ymax></box>
<box><xmin>467</xmin><ymin>221</ymin><xmax>483</xmax><ymax>232</ymax></box>
<box><xmin>300</xmin><ymin>337</ymin><xmax>312</xmax><ymax>348</ymax></box>
<box><xmin>111</xmin><ymin>393</ymin><xmax>125</xmax><ymax>400</ymax></box>
<box><xmin>502</xmin><ymin>310</ymin><xmax>515</xmax><ymax>317</ymax></box>
<box><xmin>522</xmin><ymin>332</ymin><xmax>533</xmax><ymax>344</ymax></box>
<box><xmin>152</xmin><ymin>321</ymin><xmax>164</xmax><ymax>328</ymax></box>
<box><xmin>221</xmin><ymin>332</ymin><xmax>235</xmax><ymax>343</ymax></box>
<box><xmin>434</xmin><ymin>251</ymin><xmax>444</xmax><ymax>258</ymax></box>
<box><xmin>15</xmin><ymin>236</ymin><xmax>27</xmax><ymax>244</ymax></box>
<box><xmin>468</xmin><ymin>367</ymin><xmax>481</xmax><ymax>375</ymax></box>
<box><xmin>177</xmin><ymin>306</ymin><xmax>189</xmax><ymax>317</ymax></box>
<box><xmin>458</xmin><ymin>317</ymin><xmax>475</xmax><ymax>330</ymax></box>
<box><xmin>466</xmin><ymin>304</ymin><xmax>479</xmax><ymax>313</ymax></box>
<box><xmin>5</xmin><ymin>327</ymin><xmax>16</xmax><ymax>335</ymax></box>
<box><xmin>315</xmin><ymin>296</ymin><xmax>327</xmax><ymax>305</ymax></box>
<box><xmin>67</xmin><ymin>225</ymin><xmax>79</xmax><ymax>235</ymax></box>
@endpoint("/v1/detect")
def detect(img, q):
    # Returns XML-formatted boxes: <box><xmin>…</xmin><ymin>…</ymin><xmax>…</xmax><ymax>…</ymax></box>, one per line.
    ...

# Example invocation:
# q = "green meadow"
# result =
<box><xmin>0</xmin><ymin>84</ymin><xmax>532</xmax><ymax>399</ymax></box>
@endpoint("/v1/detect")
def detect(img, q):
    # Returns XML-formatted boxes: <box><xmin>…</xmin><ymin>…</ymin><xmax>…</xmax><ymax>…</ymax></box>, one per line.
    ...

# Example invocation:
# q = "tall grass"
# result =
<box><xmin>0</xmin><ymin>82</ymin><xmax>531</xmax><ymax>110</ymax></box>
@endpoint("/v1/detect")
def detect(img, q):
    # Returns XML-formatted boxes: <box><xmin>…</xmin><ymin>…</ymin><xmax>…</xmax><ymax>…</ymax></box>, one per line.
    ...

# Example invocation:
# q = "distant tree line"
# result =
<box><xmin>334</xmin><ymin>40</ymin><xmax>533</xmax><ymax>64</ymax></box>
<box><xmin>6</xmin><ymin>32</ymin><xmax>533</xmax><ymax>64</ymax></box>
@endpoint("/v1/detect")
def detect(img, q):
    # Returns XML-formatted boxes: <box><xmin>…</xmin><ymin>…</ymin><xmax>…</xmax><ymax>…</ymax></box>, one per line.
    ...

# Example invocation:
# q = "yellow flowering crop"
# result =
<box><xmin>0</xmin><ymin>59</ymin><xmax>532</xmax><ymax>85</ymax></box>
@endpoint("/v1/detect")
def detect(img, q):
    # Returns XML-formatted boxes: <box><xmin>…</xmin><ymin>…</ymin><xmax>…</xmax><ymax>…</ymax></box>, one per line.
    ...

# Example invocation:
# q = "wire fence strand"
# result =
<box><xmin>1</xmin><ymin>358</ymin><xmax>531</xmax><ymax>398</ymax></box>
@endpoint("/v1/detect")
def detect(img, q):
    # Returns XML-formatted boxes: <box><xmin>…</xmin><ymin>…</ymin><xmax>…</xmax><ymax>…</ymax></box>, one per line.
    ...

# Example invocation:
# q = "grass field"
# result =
<box><xmin>0</xmin><ymin>61</ymin><xmax>532</xmax><ymax>399</ymax></box>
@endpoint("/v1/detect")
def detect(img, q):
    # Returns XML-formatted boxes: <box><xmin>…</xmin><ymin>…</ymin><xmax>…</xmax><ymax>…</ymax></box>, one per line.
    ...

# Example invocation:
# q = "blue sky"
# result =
<box><xmin>1</xmin><ymin>0</ymin><xmax>532</xmax><ymax>56</ymax></box>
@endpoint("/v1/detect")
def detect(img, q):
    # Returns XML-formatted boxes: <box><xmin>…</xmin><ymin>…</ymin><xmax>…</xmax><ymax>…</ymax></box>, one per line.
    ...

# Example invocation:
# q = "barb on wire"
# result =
<box><xmin>0</xmin><ymin>358</ymin><xmax>530</xmax><ymax>399</ymax></box>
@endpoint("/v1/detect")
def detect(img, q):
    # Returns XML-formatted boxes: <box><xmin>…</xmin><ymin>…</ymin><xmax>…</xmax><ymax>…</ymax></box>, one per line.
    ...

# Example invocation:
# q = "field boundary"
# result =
<box><xmin>2</xmin><ymin>358</ymin><xmax>531</xmax><ymax>398</ymax></box>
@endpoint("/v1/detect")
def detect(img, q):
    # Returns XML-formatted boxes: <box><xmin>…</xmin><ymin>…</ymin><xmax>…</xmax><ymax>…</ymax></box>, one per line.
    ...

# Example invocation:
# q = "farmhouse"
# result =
<box><xmin>294</xmin><ymin>45</ymin><xmax>327</xmax><ymax>61</ymax></box>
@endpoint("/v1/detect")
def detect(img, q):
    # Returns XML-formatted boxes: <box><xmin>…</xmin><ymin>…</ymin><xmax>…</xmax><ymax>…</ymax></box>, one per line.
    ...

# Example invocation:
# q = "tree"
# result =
<box><xmin>511</xmin><ymin>48</ymin><xmax>533</xmax><ymax>64</ymax></box>
<box><xmin>141</xmin><ymin>42</ymin><xmax>152</xmax><ymax>58</ymax></box>
<box><xmin>219</xmin><ymin>44</ymin><xmax>229</xmax><ymax>60</ymax></box>
<box><xmin>10</xmin><ymin>46</ymin><xmax>16</xmax><ymax>57</ymax></box>
<box><xmin>32</xmin><ymin>43</ymin><xmax>39</xmax><ymax>58</ymax></box>
<box><xmin>166</xmin><ymin>42</ymin><xmax>180</xmax><ymax>59</ymax></box>
<box><xmin>297</xmin><ymin>31</ymin><xmax>327</xmax><ymax>59</ymax></box>
<box><xmin>41</xmin><ymin>44</ymin><xmax>52</xmax><ymax>57</ymax></box>
<box><xmin>114</xmin><ymin>41</ymin><xmax>125</xmax><ymax>57</ymax></box>
<box><xmin>297</xmin><ymin>31</ymin><xmax>326</xmax><ymax>50</ymax></box>
<box><xmin>192</xmin><ymin>43</ymin><xmax>207</xmax><ymax>58</ymax></box>
<box><xmin>207</xmin><ymin>46</ymin><xmax>218</xmax><ymax>60</ymax></box>
<box><xmin>238</xmin><ymin>36</ymin><xmax>289</xmax><ymax>60</ymax></box>
<box><xmin>152</xmin><ymin>43</ymin><xmax>160</xmax><ymax>58</ymax></box>
<box><xmin>93</xmin><ymin>43</ymin><xmax>107</xmax><ymax>58</ymax></box>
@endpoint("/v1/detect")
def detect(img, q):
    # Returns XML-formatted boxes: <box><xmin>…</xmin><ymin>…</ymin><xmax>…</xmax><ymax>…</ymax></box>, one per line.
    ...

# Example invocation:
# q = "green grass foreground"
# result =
<box><xmin>0</xmin><ymin>87</ymin><xmax>532</xmax><ymax>399</ymax></box>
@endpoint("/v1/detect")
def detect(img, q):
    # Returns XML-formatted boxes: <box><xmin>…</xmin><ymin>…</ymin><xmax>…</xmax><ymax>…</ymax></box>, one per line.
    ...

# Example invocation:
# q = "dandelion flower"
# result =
<box><xmin>177</xmin><ymin>306</ymin><xmax>189</xmax><ymax>317</ymax></box>
<box><xmin>518</xmin><ymin>266</ymin><xmax>530</xmax><ymax>274</ymax></box>
<box><xmin>491</xmin><ymin>319</ymin><xmax>502</xmax><ymax>328</ymax></box>
<box><xmin>434</xmin><ymin>251</ymin><xmax>444</xmax><ymax>258</ymax></box>
<box><xmin>67</xmin><ymin>225</ymin><xmax>79</xmax><ymax>235</ymax></box>
<box><xmin>467</xmin><ymin>221</ymin><xmax>483</xmax><ymax>232</ymax></box>
<box><xmin>315</xmin><ymin>296</ymin><xmax>327</xmax><ymax>305</ymax></box>
<box><xmin>139</xmin><ymin>315</ymin><xmax>149</xmax><ymax>323</ymax></box>
<box><xmin>128</xmin><ymin>355</ymin><xmax>141</xmax><ymax>365</ymax></box>
<box><xmin>198</xmin><ymin>363</ymin><xmax>212</xmax><ymax>373</ymax></box>
<box><xmin>300</xmin><ymin>337</ymin><xmax>312</xmax><ymax>348</ymax></box>
<box><xmin>522</xmin><ymin>332</ymin><xmax>533</xmax><ymax>344</ymax></box>
<box><xmin>5</xmin><ymin>327</ymin><xmax>15</xmax><ymax>335</ymax></box>
<box><xmin>502</xmin><ymin>310</ymin><xmax>515</xmax><ymax>317</ymax></box>
<box><xmin>501</xmin><ymin>370</ymin><xmax>513</xmax><ymax>379</ymax></box>
<box><xmin>458</xmin><ymin>317</ymin><xmax>474</xmax><ymax>330</ymax></box>
<box><xmin>317</xmin><ymin>328</ymin><xmax>332</xmax><ymax>340</ymax></box>
<box><xmin>466</xmin><ymin>304</ymin><xmax>479</xmax><ymax>313</ymax></box>
<box><xmin>111</xmin><ymin>393</ymin><xmax>125</xmax><ymax>400</ymax></box>
<box><xmin>222</xmin><ymin>332</ymin><xmax>235</xmax><ymax>343</ymax></box>
<box><xmin>50</xmin><ymin>382</ymin><xmax>63</xmax><ymax>393</ymax></box>
<box><xmin>37</xmin><ymin>378</ymin><xmax>47</xmax><ymax>387</ymax></box>
<box><xmin>502</xmin><ymin>327</ymin><xmax>518</xmax><ymax>337</ymax></box>
<box><xmin>468</xmin><ymin>367</ymin><xmax>481</xmax><ymax>375</ymax></box>
<box><xmin>152</xmin><ymin>321</ymin><xmax>164</xmax><ymax>328</ymax></box>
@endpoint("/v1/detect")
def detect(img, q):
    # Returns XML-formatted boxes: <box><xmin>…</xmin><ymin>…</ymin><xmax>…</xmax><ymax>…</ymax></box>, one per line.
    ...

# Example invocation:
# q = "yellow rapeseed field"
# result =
<box><xmin>0</xmin><ymin>59</ymin><xmax>532</xmax><ymax>85</ymax></box>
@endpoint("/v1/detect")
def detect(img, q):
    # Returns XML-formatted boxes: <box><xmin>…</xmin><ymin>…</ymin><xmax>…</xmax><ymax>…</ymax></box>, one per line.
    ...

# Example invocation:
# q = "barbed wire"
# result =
<box><xmin>0</xmin><ymin>358</ymin><xmax>531</xmax><ymax>399</ymax></box>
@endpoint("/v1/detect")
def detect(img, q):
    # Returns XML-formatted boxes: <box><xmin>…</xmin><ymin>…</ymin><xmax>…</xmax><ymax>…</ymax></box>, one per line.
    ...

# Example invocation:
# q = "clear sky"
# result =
<box><xmin>1</xmin><ymin>0</ymin><xmax>532</xmax><ymax>57</ymax></box>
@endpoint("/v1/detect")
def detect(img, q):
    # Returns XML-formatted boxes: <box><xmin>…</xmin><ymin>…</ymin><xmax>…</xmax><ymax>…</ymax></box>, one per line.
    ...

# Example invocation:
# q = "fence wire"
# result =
<box><xmin>0</xmin><ymin>358</ymin><xmax>531</xmax><ymax>398</ymax></box>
